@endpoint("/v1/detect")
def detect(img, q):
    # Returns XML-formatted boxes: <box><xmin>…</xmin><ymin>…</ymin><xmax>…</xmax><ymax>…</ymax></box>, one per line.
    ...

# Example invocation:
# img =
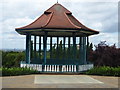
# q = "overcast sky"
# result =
<box><xmin>0</xmin><ymin>0</ymin><xmax>119</xmax><ymax>50</ymax></box>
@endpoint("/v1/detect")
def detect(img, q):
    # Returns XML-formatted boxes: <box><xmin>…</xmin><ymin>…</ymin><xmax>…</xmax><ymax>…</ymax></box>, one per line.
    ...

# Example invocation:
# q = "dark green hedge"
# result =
<box><xmin>1</xmin><ymin>67</ymin><xmax>39</xmax><ymax>76</ymax></box>
<box><xmin>86</xmin><ymin>66</ymin><xmax>120</xmax><ymax>76</ymax></box>
<box><xmin>2</xmin><ymin>51</ymin><xmax>25</xmax><ymax>68</ymax></box>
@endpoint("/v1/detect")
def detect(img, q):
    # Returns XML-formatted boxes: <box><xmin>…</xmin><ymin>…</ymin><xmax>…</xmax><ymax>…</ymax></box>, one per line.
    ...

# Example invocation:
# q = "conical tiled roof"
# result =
<box><xmin>16</xmin><ymin>3</ymin><xmax>99</xmax><ymax>36</ymax></box>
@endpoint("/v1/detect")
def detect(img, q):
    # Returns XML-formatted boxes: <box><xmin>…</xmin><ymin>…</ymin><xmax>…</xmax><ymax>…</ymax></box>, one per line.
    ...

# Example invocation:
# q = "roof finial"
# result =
<box><xmin>57</xmin><ymin>0</ymin><xmax>58</xmax><ymax>3</ymax></box>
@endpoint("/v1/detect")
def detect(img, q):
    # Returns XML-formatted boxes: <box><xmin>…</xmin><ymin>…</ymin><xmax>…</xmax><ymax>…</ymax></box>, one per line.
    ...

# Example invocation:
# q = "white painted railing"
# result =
<box><xmin>78</xmin><ymin>64</ymin><xmax>93</xmax><ymax>71</ymax></box>
<box><xmin>20</xmin><ymin>63</ymin><xmax>93</xmax><ymax>72</ymax></box>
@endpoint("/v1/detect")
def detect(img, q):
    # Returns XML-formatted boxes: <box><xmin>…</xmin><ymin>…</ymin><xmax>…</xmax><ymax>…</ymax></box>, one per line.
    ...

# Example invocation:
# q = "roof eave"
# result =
<box><xmin>15</xmin><ymin>27</ymin><xmax>99</xmax><ymax>36</ymax></box>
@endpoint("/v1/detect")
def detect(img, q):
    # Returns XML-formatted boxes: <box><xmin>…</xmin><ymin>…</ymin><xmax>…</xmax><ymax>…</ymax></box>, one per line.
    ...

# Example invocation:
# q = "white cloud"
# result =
<box><xmin>90</xmin><ymin>32</ymin><xmax>118</xmax><ymax>47</ymax></box>
<box><xmin>90</xmin><ymin>22</ymin><xmax>103</xmax><ymax>30</ymax></box>
<box><xmin>1</xmin><ymin>17</ymin><xmax>33</xmax><ymax>49</ymax></box>
<box><xmin>70</xmin><ymin>2</ymin><xmax>118</xmax><ymax>33</ymax></box>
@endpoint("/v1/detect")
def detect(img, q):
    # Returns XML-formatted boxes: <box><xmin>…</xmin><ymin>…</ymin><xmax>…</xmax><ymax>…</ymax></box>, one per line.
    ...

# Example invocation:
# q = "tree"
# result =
<box><xmin>88</xmin><ymin>41</ymin><xmax>120</xmax><ymax>67</ymax></box>
<box><xmin>2</xmin><ymin>51</ymin><xmax>25</xmax><ymax>68</ymax></box>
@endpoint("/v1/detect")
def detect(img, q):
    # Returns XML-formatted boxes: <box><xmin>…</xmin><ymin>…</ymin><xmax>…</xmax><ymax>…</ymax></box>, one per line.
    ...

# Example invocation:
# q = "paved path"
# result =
<box><xmin>34</xmin><ymin>75</ymin><xmax>103</xmax><ymax>84</ymax></box>
<box><xmin>2</xmin><ymin>74</ymin><xmax>119</xmax><ymax>88</ymax></box>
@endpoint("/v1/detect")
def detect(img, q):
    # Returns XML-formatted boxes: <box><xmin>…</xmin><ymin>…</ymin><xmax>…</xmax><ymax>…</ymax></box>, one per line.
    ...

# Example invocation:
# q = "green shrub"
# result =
<box><xmin>2</xmin><ymin>51</ymin><xmax>25</xmax><ymax>68</ymax></box>
<box><xmin>86</xmin><ymin>66</ymin><xmax>120</xmax><ymax>76</ymax></box>
<box><xmin>1</xmin><ymin>67</ymin><xmax>39</xmax><ymax>76</ymax></box>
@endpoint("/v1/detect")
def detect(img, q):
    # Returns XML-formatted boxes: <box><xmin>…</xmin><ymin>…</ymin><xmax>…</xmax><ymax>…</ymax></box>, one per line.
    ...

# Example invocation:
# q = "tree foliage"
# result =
<box><xmin>88</xmin><ymin>41</ymin><xmax>120</xmax><ymax>67</ymax></box>
<box><xmin>2</xmin><ymin>51</ymin><xmax>25</xmax><ymax>68</ymax></box>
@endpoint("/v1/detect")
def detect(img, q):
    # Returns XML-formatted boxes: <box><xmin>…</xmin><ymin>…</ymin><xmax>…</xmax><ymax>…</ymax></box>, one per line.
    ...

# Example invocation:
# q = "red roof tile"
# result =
<box><xmin>16</xmin><ymin>3</ymin><xmax>99</xmax><ymax>35</ymax></box>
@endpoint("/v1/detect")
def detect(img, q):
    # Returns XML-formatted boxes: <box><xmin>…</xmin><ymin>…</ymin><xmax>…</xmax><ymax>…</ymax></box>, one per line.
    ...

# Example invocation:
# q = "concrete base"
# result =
<box><xmin>34</xmin><ymin>75</ymin><xmax>103</xmax><ymax>84</ymax></box>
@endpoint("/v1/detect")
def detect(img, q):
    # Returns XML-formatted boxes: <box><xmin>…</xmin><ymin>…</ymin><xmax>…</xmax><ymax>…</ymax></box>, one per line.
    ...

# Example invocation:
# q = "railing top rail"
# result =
<box><xmin>20</xmin><ymin>63</ymin><xmax>93</xmax><ymax>65</ymax></box>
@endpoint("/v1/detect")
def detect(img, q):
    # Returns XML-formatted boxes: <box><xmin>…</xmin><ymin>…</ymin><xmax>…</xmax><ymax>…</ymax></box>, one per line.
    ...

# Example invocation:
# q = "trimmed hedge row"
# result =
<box><xmin>1</xmin><ymin>66</ymin><xmax>120</xmax><ymax>76</ymax></box>
<box><xmin>1</xmin><ymin>67</ymin><xmax>39</xmax><ymax>76</ymax></box>
<box><xmin>86</xmin><ymin>66</ymin><xmax>120</xmax><ymax>76</ymax></box>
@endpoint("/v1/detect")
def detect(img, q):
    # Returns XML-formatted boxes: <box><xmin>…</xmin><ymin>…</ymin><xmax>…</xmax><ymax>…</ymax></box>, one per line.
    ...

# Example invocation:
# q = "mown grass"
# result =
<box><xmin>86</xmin><ymin>66</ymin><xmax>120</xmax><ymax>77</ymax></box>
<box><xmin>1</xmin><ymin>67</ymin><xmax>39</xmax><ymax>76</ymax></box>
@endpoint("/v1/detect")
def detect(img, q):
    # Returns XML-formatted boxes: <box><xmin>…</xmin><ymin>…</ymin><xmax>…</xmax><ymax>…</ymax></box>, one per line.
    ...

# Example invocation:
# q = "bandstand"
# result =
<box><xmin>15</xmin><ymin>3</ymin><xmax>99</xmax><ymax>73</ymax></box>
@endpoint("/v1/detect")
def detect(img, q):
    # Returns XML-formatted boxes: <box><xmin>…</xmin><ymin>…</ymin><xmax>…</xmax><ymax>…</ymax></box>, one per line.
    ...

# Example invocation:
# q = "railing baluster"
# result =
<box><xmin>51</xmin><ymin>65</ymin><xmax>52</xmax><ymax>72</ymax></box>
<box><xmin>57</xmin><ymin>65</ymin><xmax>59</xmax><ymax>72</ymax></box>
<box><xmin>56</xmin><ymin>65</ymin><xmax>58</xmax><ymax>72</ymax></box>
<box><xmin>70</xmin><ymin>65</ymin><xmax>72</xmax><ymax>72</ymax></box>
<box><xmin>36</xmin><ymin>64</ymin><xmax>38</xmax><ymax>71</ymax></box>
<box><xmin>65</xmin><ymin>65</ymin><xmax>67</xmax><ymax>72</ymax></box>
<box><xmin>55</xmin><ymin>65</ymin><xmax>56</xmax><ymax>71</ymax></box>
<box><xmin>36</xmin><ymin>64</ymin><xmax>37</xmax><ymax>70</ymax></box>
<box><xmin>38</xmin><ymin>65</ymin><xmax>39</xmax><ymax>71</ymax></box>
<box><xmin>52</xmin><ymin>65</ymin><xmax>53</xmax><ymax>72</ymax></box>
<box><xmin>48</xmin><ymin>65</ymin><xmax>49</xmax><ymax>71</ymax></box>
<box><xmin>55</xmin><ymin>65</ymin><xmax>56</xmax><ymax>72</ymax></box>
<box><xmin>39</xmin><ymin>65</ymin><xmax>42</xmax><ymax>71</ymax></box>
<box><xmin>72</xmin><ymin>65</ymin><xmax>74</xmax><ymax>72</ymax></box>
<box><xmin>37</xmin><ymin>64</ymin><xmax>39</xmax><ymax>71</ymax></box>
<box><xmin>47</xmin><ymin>65</ymin><xmax>49</xmax><ymax>71</ymax></box>
<box><xmin>54</xmin><ymin>65</ymin><xmax>55</xmax><ymax>72</ymax></box>
<box><xmin>68</xmin><ymin>65</ymin><xmax>69</xmax><ymax>72</ymax></box>
<box><xmin>67</xmin><ymin>65</ymin><xmax>68</xmax><ymax>72</ymax></box>
<box><xmin>78</xmin><ymin>65</ymin><xmax>80</xmax><ymax>72</ymax></box>
<box><xmin>62</xmin><ymin>65</ymin><xmax>63</xmax><ymax>72</ymax></box>
<box><xmin>66</xmin><ymin>65</ymin><xmax>68</xmax><ymax>72</ymax></box>
<box><xmin>49</xmin><ymin>65</ymin><xmax>50</xmax><ymax>71</ymax></box>
<box><xmin>49</xmin><ymin>65</ymin><xmax>50</xmax><ymax>72</ymax></box>
<box><xmin>35</xmin><ymin>64</ymin><xmax>37</xmax><ymax>70</ymax></box>
<box><xmin>44</xmin><ymin>65</ymin><xmax>46</xmax><ymax>72</ymax></box>
<box><xmin>46</xmin><ymin>65</ymin><xmax>47</xmax><ymax>71</ymax></box>
<box><xmin>74</xmin><ymin>65</ymin><xmax>76</xmax><ymax>72</ymax></box>
<box><xmin>51</xmin><ymin>65</ymin><xmax>53</xmax><ymax>72</ymax></box>
<box><xmin>46</xmin><ymin>65</ymin><xmax>48</xmax><ymax>71</ymax></box>
<box><xmin>53</xmin><ymin>65</ymin><xmax>55</xmax><ymax>71</ymax></box>
<box><xmin>53</xmin><ymin>65</ymin><xmax>54</xmax><ymax>72</ymax></box>
<box><xmin>34</xmin><ymin>64</ymin><xmax>36</xmax><ymax>70</ymax></box>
